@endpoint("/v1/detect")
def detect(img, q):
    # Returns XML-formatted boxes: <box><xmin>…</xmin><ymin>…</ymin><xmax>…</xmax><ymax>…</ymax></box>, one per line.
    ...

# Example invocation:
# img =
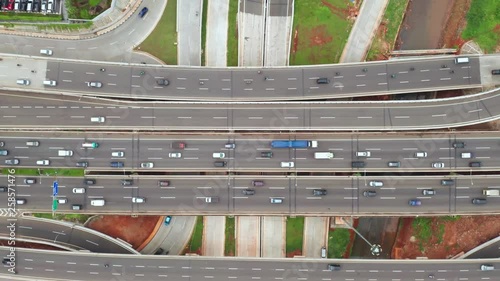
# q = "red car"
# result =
<box><xmin>171</xmin><ymin>142</ymin><xmax>186</xmax><ymax>149</ymax></box>
<box><xmin>5</xmin><ymin>0</ymin><xmax>15</xmax><ymax>10</ymax></box>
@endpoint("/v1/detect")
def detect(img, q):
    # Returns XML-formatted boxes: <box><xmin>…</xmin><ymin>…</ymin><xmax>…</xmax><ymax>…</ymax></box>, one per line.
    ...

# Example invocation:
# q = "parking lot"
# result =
<box><xmin>0</xmin><ymin>0</ymin><xmax>61</xmax><ymax>14</ymax></box>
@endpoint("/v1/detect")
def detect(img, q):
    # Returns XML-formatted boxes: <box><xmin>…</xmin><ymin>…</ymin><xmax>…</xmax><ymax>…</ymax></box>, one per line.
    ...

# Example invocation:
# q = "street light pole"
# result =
<box><xmin>341</xmin><ymin>217</ymin><xmax>382</xmax><ymax>256</ymax></box>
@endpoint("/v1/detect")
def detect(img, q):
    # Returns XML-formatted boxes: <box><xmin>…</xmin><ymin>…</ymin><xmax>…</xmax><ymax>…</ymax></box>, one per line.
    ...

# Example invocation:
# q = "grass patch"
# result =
<box><xmin>37</xmin><ymin>22</ymin><xmax>93</xmax><ymax>31</ymax></box>
<box><xmin>224</xmin><ymin>216</ymin><xmax>236</xmax><ymax>256</ymax></box>
<box><xmin>441</xmin><ymin>215</ymin><xmax>461</xmax><ymax>222</ymax></box>
<box><xmin>328</xmin><ymin>228</ymin><xmax>350</xmax><ymax>258</ymax></box>
<box><xmin>186</xmin><ymin>216</ymin><xmax>204</xmax><ymax>253</ymax></box>
<box><xmin>289</xmin><ymin>0</ymin><xmax>354</xmax><ymax>65</ymax></box>
<box><xmin>200</xmin><ymin>0</ymin><xmax>209</xmax><ymax>65</ymax></box>
<box><xmin>285</xmin><ymin>217</ymin><xmax>304</xmax><ymax>255</ymax></box>
<box><xmin>412</xmin><ymin>217</ymin><xmax>433</xmax><ymax>242</ymax></box>
<box><xmin>4</xmin><ymin>168</ymin><xmax>85</xmax><ymax>177</ymax></box>
<box><xmin>366</xmin><ymin>0</ymin><xmax>409</xmax><ymax>61</ymax></box>
<box><xmin>33</xmin><ymin>213</ymin><xmax>92</xmax><ymax>224</ymax></box>
<box><xmin>138</xmin><ymin>0</ymin><xmax>178</xmax><ymax>64</ymax></box>
<box><xmin>226</xmin><ymin>0</ymin><xmax>239</xmax><ymax>66</ymax></box>
<box><xmin>66</xmin><ymin>0</ymin><xmax>112</xmax><ymax>19</ymax></box>
<box><xmin>461</xmin><ymin>0</ymin><xmax>500</xmax><ymax>53</ymax></box>
<box><xmin>0</xmin><ymin>12</ymin><xmax>62</xmax><ymax>22</ymax></box>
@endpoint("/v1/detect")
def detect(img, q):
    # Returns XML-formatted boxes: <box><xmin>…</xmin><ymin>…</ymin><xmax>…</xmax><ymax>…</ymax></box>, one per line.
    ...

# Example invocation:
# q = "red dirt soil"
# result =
<box><xmin>286</xmin><ymin>249</ymin><xmax>302</xmax><ymax>258</ymax></box>
<box><xmin>86</xmin><ymin>215</ymin><xmax>160</xmax><ymax>249</ymax></box>
<box><xmin>309</xmin><ymin>25</ymin><xmax>333</xmax><ymax>47</ymax></box>
<box><xmin>439</xmin><ymin>0</ymin><xmax>471</xmax><ymax>49</ymax></box>
<box><xmin>393</xmin><ymin>216</ymin><xmax>500</xmax><ymax>259</ymax></box>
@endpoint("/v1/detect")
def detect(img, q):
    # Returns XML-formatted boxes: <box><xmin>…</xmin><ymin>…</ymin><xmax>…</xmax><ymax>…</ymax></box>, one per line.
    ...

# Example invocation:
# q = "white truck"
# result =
<box><xmin>58</xmin><ymin>150</ymin><xmax>73</xmax><ymax>157</ymax></box>
<box><xmin>483</xmin><ymin>189</ymin><xmax>500</xmax><ymax>197</ymax></box>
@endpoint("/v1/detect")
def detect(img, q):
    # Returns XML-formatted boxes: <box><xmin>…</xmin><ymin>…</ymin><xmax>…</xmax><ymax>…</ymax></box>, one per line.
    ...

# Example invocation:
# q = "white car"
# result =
<box><xmin>280</xmin><ymin>161</ymin><xmax>295</xmax><ymax>168</ymax></box>
<box><xmin>132</xmin><ymin>197</ymin><xmax>145</xmax><ymax>204</ymax></box>
<box><xmin>140</xmin><ymin>162</ymin><xmax>154</xmax><ymax>168</ymax></box>
<box><xmin>111</xmin><ymin>151</ymin><xmax>125</xmax><ymax>157</ymax></box>
<box><xmin>369</xmin><ymin>181</ymin><xmax>384</xmax><ymax>187</ymax></box>
<box><xmin>36</xmin><ymin>160</ymin><xmax>50</xmax><ymax>166</ymax></box>
<box><xmin>168</xmin><ymin>152</ymin><xmax>182</xmax><ymax>158</ymax></box>
<box><xmin>212</xmin><ymin>152</ymin><xmax>225</xmax><ymax>159</ymax></box>
<box><xmin>72</xmin><ymin>188</ymin><xmax>86</xmax><ymax>194</ymax></box>
<box><xmin>356</xmin><ymin>151</ymin><xmax>371</xmax><ymax>157</ymax></box>
<box><xmin>57</xmin><ymin>198</ymin><xmax>67</xmax><ymax>204</ymax></box>
<box><xmin>86</xmin><ymin>81</ymin><xmax>102</xmax><ymax>88</ymax></box>
<box><xmin>432</xmin><ymin>162</ymin><xmax>445</xmax><ymax>168</ymax></box>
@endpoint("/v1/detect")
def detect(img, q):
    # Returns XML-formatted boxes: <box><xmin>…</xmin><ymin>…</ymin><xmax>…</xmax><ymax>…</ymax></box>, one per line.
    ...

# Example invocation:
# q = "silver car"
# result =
<box><xmin>5</xmin><ymin>158</ymin><xmax>19</xmax><ymax>165</ymax></box>
<box><xmin>369</xmin><ymin>181</ymin><xmax>384</xmax><ymax>187</ymax></box>
<box><xmin>168</xmin><ymin>152</ymin><xmax>182</xmax><ymax>158</ymax></box>
<box><xmin>86</xmin><ymin>81</ymin><xmax>102</xmax><ymax>88</ymax></box>
<box><xmin>140</xmin><ymin>162</ymin><xmax>154</xmax><ymax>168</ymax></box>
<box><xmin>432</xmin><ymin>162</ymin><xmax>445</xmax><ymax>168</ymax></box>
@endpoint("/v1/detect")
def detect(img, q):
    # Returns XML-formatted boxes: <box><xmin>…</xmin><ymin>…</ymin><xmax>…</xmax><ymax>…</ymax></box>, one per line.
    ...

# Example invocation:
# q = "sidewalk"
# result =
<box><xmin>339</xmin><ymin>0</ymin><xmax>389</xmax><ymax>63</ymax></box>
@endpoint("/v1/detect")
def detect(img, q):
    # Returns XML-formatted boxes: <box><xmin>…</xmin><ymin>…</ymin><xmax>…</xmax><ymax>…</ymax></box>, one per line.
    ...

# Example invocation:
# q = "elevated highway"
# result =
<box><xmin>0</xmin><ymin>89</ymin><xmax>499</xmax><ymax>131</ymax></box>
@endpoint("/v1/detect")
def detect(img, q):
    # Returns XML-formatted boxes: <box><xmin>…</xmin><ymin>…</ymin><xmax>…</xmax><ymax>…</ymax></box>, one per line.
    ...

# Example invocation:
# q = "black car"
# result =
<box><xmin>313</xmin><ymin>189</ymin><xmax>327</xmax><ymax>196</ymax></box>
<box><xmin>76</xmin><ymin>161</ymin><xmax>88</xmax><ymax>167</ymax></box>
<box><xmin>242</xmin><ymin>189</ymin><xmax>255</xmax><ymax>195</ymax></box>
<box><xmin>491</xmin><ymin>69</ymin><xmax>500</xmax><ymax>75</ymax></box>
<box><xmin>214</xmin><ymin>161</ymin><xmax>227</xmax><ymax>167</ymax></box>
<box><xmin>469</xmin><ymin>161</ymin><xmax>482</xmax><ymax>167</ymax></box>
<box><xmin>472</xmin><ymin>198</ymin><xmax>487</xmax><ymax>205</ymax></box>
<box><xmin>0</xmin><ymin>186</ymin><xmax>7</xmax><ymax>192</ymax></box>
<box><xmin>441</xmin><ymin>179</ymin><xmax>454</xmax><ymax>186</ymax></box>
<box><xmin>83</xmin><ymin>179</ymin><xmax>96</xmax><ymax>185</ymax></box>
<box><xmin>452</xmin><ymin>141</ymin><xmax>465</xmax><ymax>148</ymax></box>
<box><xmin>351</xmin><ymin>161</ymin><xmax>365</xmax><ymax>168</ymax></box>
<box><xmin>156</xmin><ymin>79</ymin><xmax>169</xmax><ymax>86</ymax></box>
<box><xmin>260</xmin><ymin>151</ymin><xmax>273</xmax><ymax>158</ymax></box>
<box><xmin>138</xmin><ymin>7</ymin><xmax>148</xmax><ymax>18</ymax></box>
<box><xmin>327</xmin><ymin>264</ymin><xmax>341</xmax><ymax>271</ymax></box>
<box><xmin>363</xmin><ymin>190</ymin><xmax>377</xmax><ymax>197</ymax></box>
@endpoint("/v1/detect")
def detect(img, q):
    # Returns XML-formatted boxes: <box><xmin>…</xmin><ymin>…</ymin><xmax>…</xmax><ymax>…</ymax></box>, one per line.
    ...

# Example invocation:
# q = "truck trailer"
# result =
<box><xmin>271</xmin><ymin>140</ymin><xmax>318</xmax><ymax>148</ymax></box>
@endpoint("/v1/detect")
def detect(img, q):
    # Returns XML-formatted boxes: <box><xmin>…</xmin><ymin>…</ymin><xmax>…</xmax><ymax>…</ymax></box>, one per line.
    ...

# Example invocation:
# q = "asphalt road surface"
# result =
<box><xmin>1</xmin><ymin>175</ymin><xmax>499</xmax><ymax>215</ymax></box>
<box><xmin>0</xmin><ymin>217</ymin><xmax>136</xmax><ymax>254</ymax></box>
<box><xmin>0</xmin><ymin>132</ymin><xmax>499</xmax><ymax>172</ymax></box>
<box><xmin>0</xmin><ymin>248</ymin><xmax>498</xmax><ymax>280</ymax></box>
<box><xmin>0</xmin><ymin>54</ymin><xmax>485</xmax><ymax>101</ymax></box>
<box><xmin>0</xmin><ymin>90</ymin><xmax>499</xmax><ymax>131</ymax></box>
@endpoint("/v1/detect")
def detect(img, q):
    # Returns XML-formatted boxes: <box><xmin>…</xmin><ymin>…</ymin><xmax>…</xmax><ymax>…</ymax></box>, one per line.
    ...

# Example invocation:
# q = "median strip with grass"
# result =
<box><xmin>328</xmin><ymin>228</ymin><xmax>350</xmax><ymax>258</ymax></box>
<box><xmin>226</xmin><ymin>0</ymin><xmax>239</xmax><ymax>66</ymax></box>
<box><xmin>200</xmin><ymin>0</ymin><xmax>209</xmax><ymax>66</ymax></box>
<box><xmin>0</xmin><ymin>12</ymin><xmax>61</xmax><ymax>22</ymax></box>
<box><xmin>3</xmin><ymin>168</ymin><xmax>85</xmax><ymax>177</ymax></box>
<box><xmin>286</xmin><ymin>217</ymin><xmax>304</xmax><ymax>256</ymax></box>
<box><xmin>138</xmin><ymin>0</ymin><xmax>178</xmax><ymax>64</ymax></box>
<box><xmin>185</xmin><ymin>216</ymin><xmax>204</xmax><ymax>254</ymax></box>
<box><xmin>225</xmin><ymin>216</ymin><xmax>235</xmax><ymax>256</ymax></box>
<box><xmin>32</xmin><ymin>213</ymin><xmax>92</xmax><ymax>224</ymax></box>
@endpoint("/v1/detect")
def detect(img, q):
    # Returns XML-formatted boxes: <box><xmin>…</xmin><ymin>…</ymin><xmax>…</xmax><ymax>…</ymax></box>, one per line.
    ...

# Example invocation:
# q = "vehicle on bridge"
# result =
<box><xmin>271</xmin><ymin>140</ymin><xmax>318</xmax><ymax>148</ymax></box>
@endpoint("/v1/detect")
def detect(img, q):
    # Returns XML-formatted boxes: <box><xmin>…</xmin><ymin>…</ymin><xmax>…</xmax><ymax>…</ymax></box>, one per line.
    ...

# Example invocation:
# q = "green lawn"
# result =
<box><xmin>0</xmin><ymin>12</ymin><xmax>61</xmax><ymax>22</ymax></box>
<box><xmin>226</xmin><ymin>0</ymin><xmax>239</xmax><ymax>66</ymax></box>
<box><xmin>138</xmin><ymin>0</ymin><xmax>178</xmax><ymax>64</ymax></box>
<box><xmin>285</xmin><ymin>217</ymin><xmax>304</xmax><ymax>255</ymax></box>
<box><xmin>461</xmin><ymin>0</ymin><xmax>500</xmax><ymax>53</ymax></box>
<box><xmin>224</xmin><ymin>216</ymin><xmax>236</xmax><ymax>256</ymax></box>
<box><xmin>186</xmin><ymin>216</ymin><xmax>204</xmax><ymax>253</ymax></box>
<box><xmin>328</xmin><ymin>228</ymin><xmax>350</xmax><ymax>258</ymax></box>
<box><xmin>33</xmin><ymin>213</ymin><xmax>92</xmax><ymax>224</ymax></box>
<box><xmin>200</xmin><ymin>0</ymin><xmax>209</xmax><ymax>65</ymax></box>
<box><xmin>3</xmin><ymin>168</ymin><xmax>84</xmax><ymax>177</ymax></box>
<box><xmin>366</xmin><ymin>0</ymin><xmax>409</xmax><ymax>61</ymax></box>
<box><xmin>289</xmin><ymin>0</ymin><xmax>354</xmax><ymax>65</ymax></box>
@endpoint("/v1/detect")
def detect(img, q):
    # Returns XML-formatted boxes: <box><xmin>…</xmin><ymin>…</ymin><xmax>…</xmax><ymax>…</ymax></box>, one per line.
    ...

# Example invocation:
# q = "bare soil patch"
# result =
<box><xmin>439</xmin><ymin>0</ymin><xmax>471</xmax><ymax>49</ymax></box>
<box><xmin>309</xmin><ymin>25</ymin><xmax>333</xmax><ymax>47</ymax></box>
<box><xmin>286</xmin><ymin>249</ymin><xmax>302</xmax><ymax>258</ymax></box>
<box><xmin>86</xmin><ymin>215</ymin><xmax>160</xmax><ymax>249</ymax></box>
<box><xmin>393</xmin><ymin>216</ymin><xmax>500</xmax><ymax>259</ymax></box>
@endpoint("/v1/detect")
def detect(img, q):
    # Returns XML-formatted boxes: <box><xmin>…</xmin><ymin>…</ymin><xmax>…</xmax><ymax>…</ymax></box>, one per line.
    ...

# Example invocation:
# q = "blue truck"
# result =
<box><xmin>271</xmin><ymin>140</ymin><xmax>318</xmax><ymax>148</ymax></box>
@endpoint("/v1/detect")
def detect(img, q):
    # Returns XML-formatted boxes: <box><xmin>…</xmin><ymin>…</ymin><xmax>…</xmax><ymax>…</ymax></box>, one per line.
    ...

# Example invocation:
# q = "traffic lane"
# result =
<box><xmin>236</xmin><ymin>216</ymin><xmax>260</xmax><ymax>257</ymax></box>
<box><xmin>232</xmin><ymin>178</ymin><xmax>291</xmax><ymax>213</ymax></box>
<box><xmin>0</xmin><ymin>218</ymin><xmax>73</xmax><ymax>245</ymax></box>
<box><xmin>295</xmin><ymin>178</ymin><xmax>355</xmax><ymax>213</ymax></box>
<box><xmin>310</xmin><ymin>106</ymin><xmax>385</xmax><ymax>129</ymax></box>
<box><xmin>232</xmin><ymin>106</ymin><xmax>306</xmax><ymax>129</ymax></box>
<box><xmin>231</xmin><ymin>68</ymin><xmax>303</xmax><ymax>99</ymax></box>
<box><xmin>153</xmin><ymin>106</ymin><xmax>230</xmax><ymax>129</ymax></box>
<box><xmin>233</xmin><ymin>149</ymin><xmax>292</xmax><ymax>169</ymax></box>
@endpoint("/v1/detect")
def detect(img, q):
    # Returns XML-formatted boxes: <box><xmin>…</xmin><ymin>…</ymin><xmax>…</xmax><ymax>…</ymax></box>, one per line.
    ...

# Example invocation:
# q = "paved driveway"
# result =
<box><xmin>177</xmin><ymin>0</ymin><xmax>203</xmax><ymax>65</ymax></box>
<box><xmin>236</xmin><ymin>216</ymin><xmax>260</xmax><ymax>256</ymax></box>
<box><xmin>261</xmin><ymin>216</ymin><xmax>285</xmax><ymax>257</ymax></box>
<box><xmin>238</xmin><ymin>0</ymin><xmax>265</xmax><ymax>66</ymax></box>
<box><xmin>264</xmin><ymin>0</ymin><xmax>294</xmax><ymax>66</ymax></box>
<box><xmin>302</xmin><ymin>217</ymin><xmax>328</xmax><ymax>258</ymax></box>
<box><xmin>202</xmin><ymin>216</ymin><xmax>226</xmax><ymax>256</ymax></box>
<box><xmin>140</xmin><ymin>216</ymin><xmax>196</xmax><ymax>255</ymax></box>
<box><xmin>206</xmin><ymin>0</ymin><xmax>230</xmax><ymax>66</ymax></box>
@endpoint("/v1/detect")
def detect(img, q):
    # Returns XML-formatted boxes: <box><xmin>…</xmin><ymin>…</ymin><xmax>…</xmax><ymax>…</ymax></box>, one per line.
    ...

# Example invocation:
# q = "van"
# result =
<box><xmin>40</xmin><ymin>49</ymin><xmax>52</xmax><ymax>56</ymax></box>
<box><xmin>212</xmin><ymin>152</ymin><xmax>225</xmax><ymax>159</ymax></box>
<box><xmin>90</xmin><ymin>117</ymin><xmax>105</xmax><ymax>123</ymax></box>
<box><xmin>321</xmin><ymin>247</ymin><xmax>327</xmax><ymax>258</ymax></box>
<box><xmin>58</xmin><ymin>150</ymin><xmax>73</xmax><ymax>157</ymax></box>
<box><xmin>26</xmin><ymin>140</ymin><xmax>39</xmax><ymax>147</ymax></box>
<box><xmin>82</xmin><ymin>142</ymin><xmax>99</xmax><ymax>148</ymax></box>
<box><xmin>316</xmin><ymin>77</ymin><xmax>330</xmax><ymax>84</ymax></box>
<box><xmin>16</xmin><ymin>79</ymin><xmax>30</xmax><ymax>86</ymax></box>
<box><xmin>455</xmin><ymin>57</ymin><xmax>469</xmax><ymax>64</ymax></box>
<box><xmin>314</xmin><ymin>152</ymin><xmax>334</xmax><ymax>159</ymax></box>
<box><xmin>43</xmin><ymin>80</ymin><xmax>57</xmax><ymax>87</ymax></box>
<box><xmin>90</xmin><ymin>199</ymin><xmax>105</xmax><ymax>206</ymax></box>
<box><xmin>460</xmin><ymin>152</ymin><xmax>473</xmax><ymax>159</ymax></box>
<box><xmin>71</xmin><ymin>204</ymin><xmax>82</xmax><ymax>210</ymax></box>
<box><xmin>415</xmin><ymin>152</ymin><xmax>427</xmax><ymax>158</ymax></box>
<box><xmin>351</xmin><ymin>161</ymin><xmax>365</xmax><ymax>168</ymax></box>
<box><xmin>482</xmin><ymin>189</ymin><xmax>500</xmax><ymax>197</ymax></box>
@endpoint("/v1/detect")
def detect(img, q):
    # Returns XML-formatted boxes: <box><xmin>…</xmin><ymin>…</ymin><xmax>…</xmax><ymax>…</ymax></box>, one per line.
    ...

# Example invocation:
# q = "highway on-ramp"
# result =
<box><xmin>0</xmin><ymin>248</ymin><xmax>498</xmax><ymax>280</ymax></box>
<box><xmin>2</xmin><ymin>175</ymin><xmax>499</xmax><ymax>216</ymax></box>
<box><xmin>0</xmin><ymin>89</ymin><xmax>499</xmax><ymax>131</ymax></box>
